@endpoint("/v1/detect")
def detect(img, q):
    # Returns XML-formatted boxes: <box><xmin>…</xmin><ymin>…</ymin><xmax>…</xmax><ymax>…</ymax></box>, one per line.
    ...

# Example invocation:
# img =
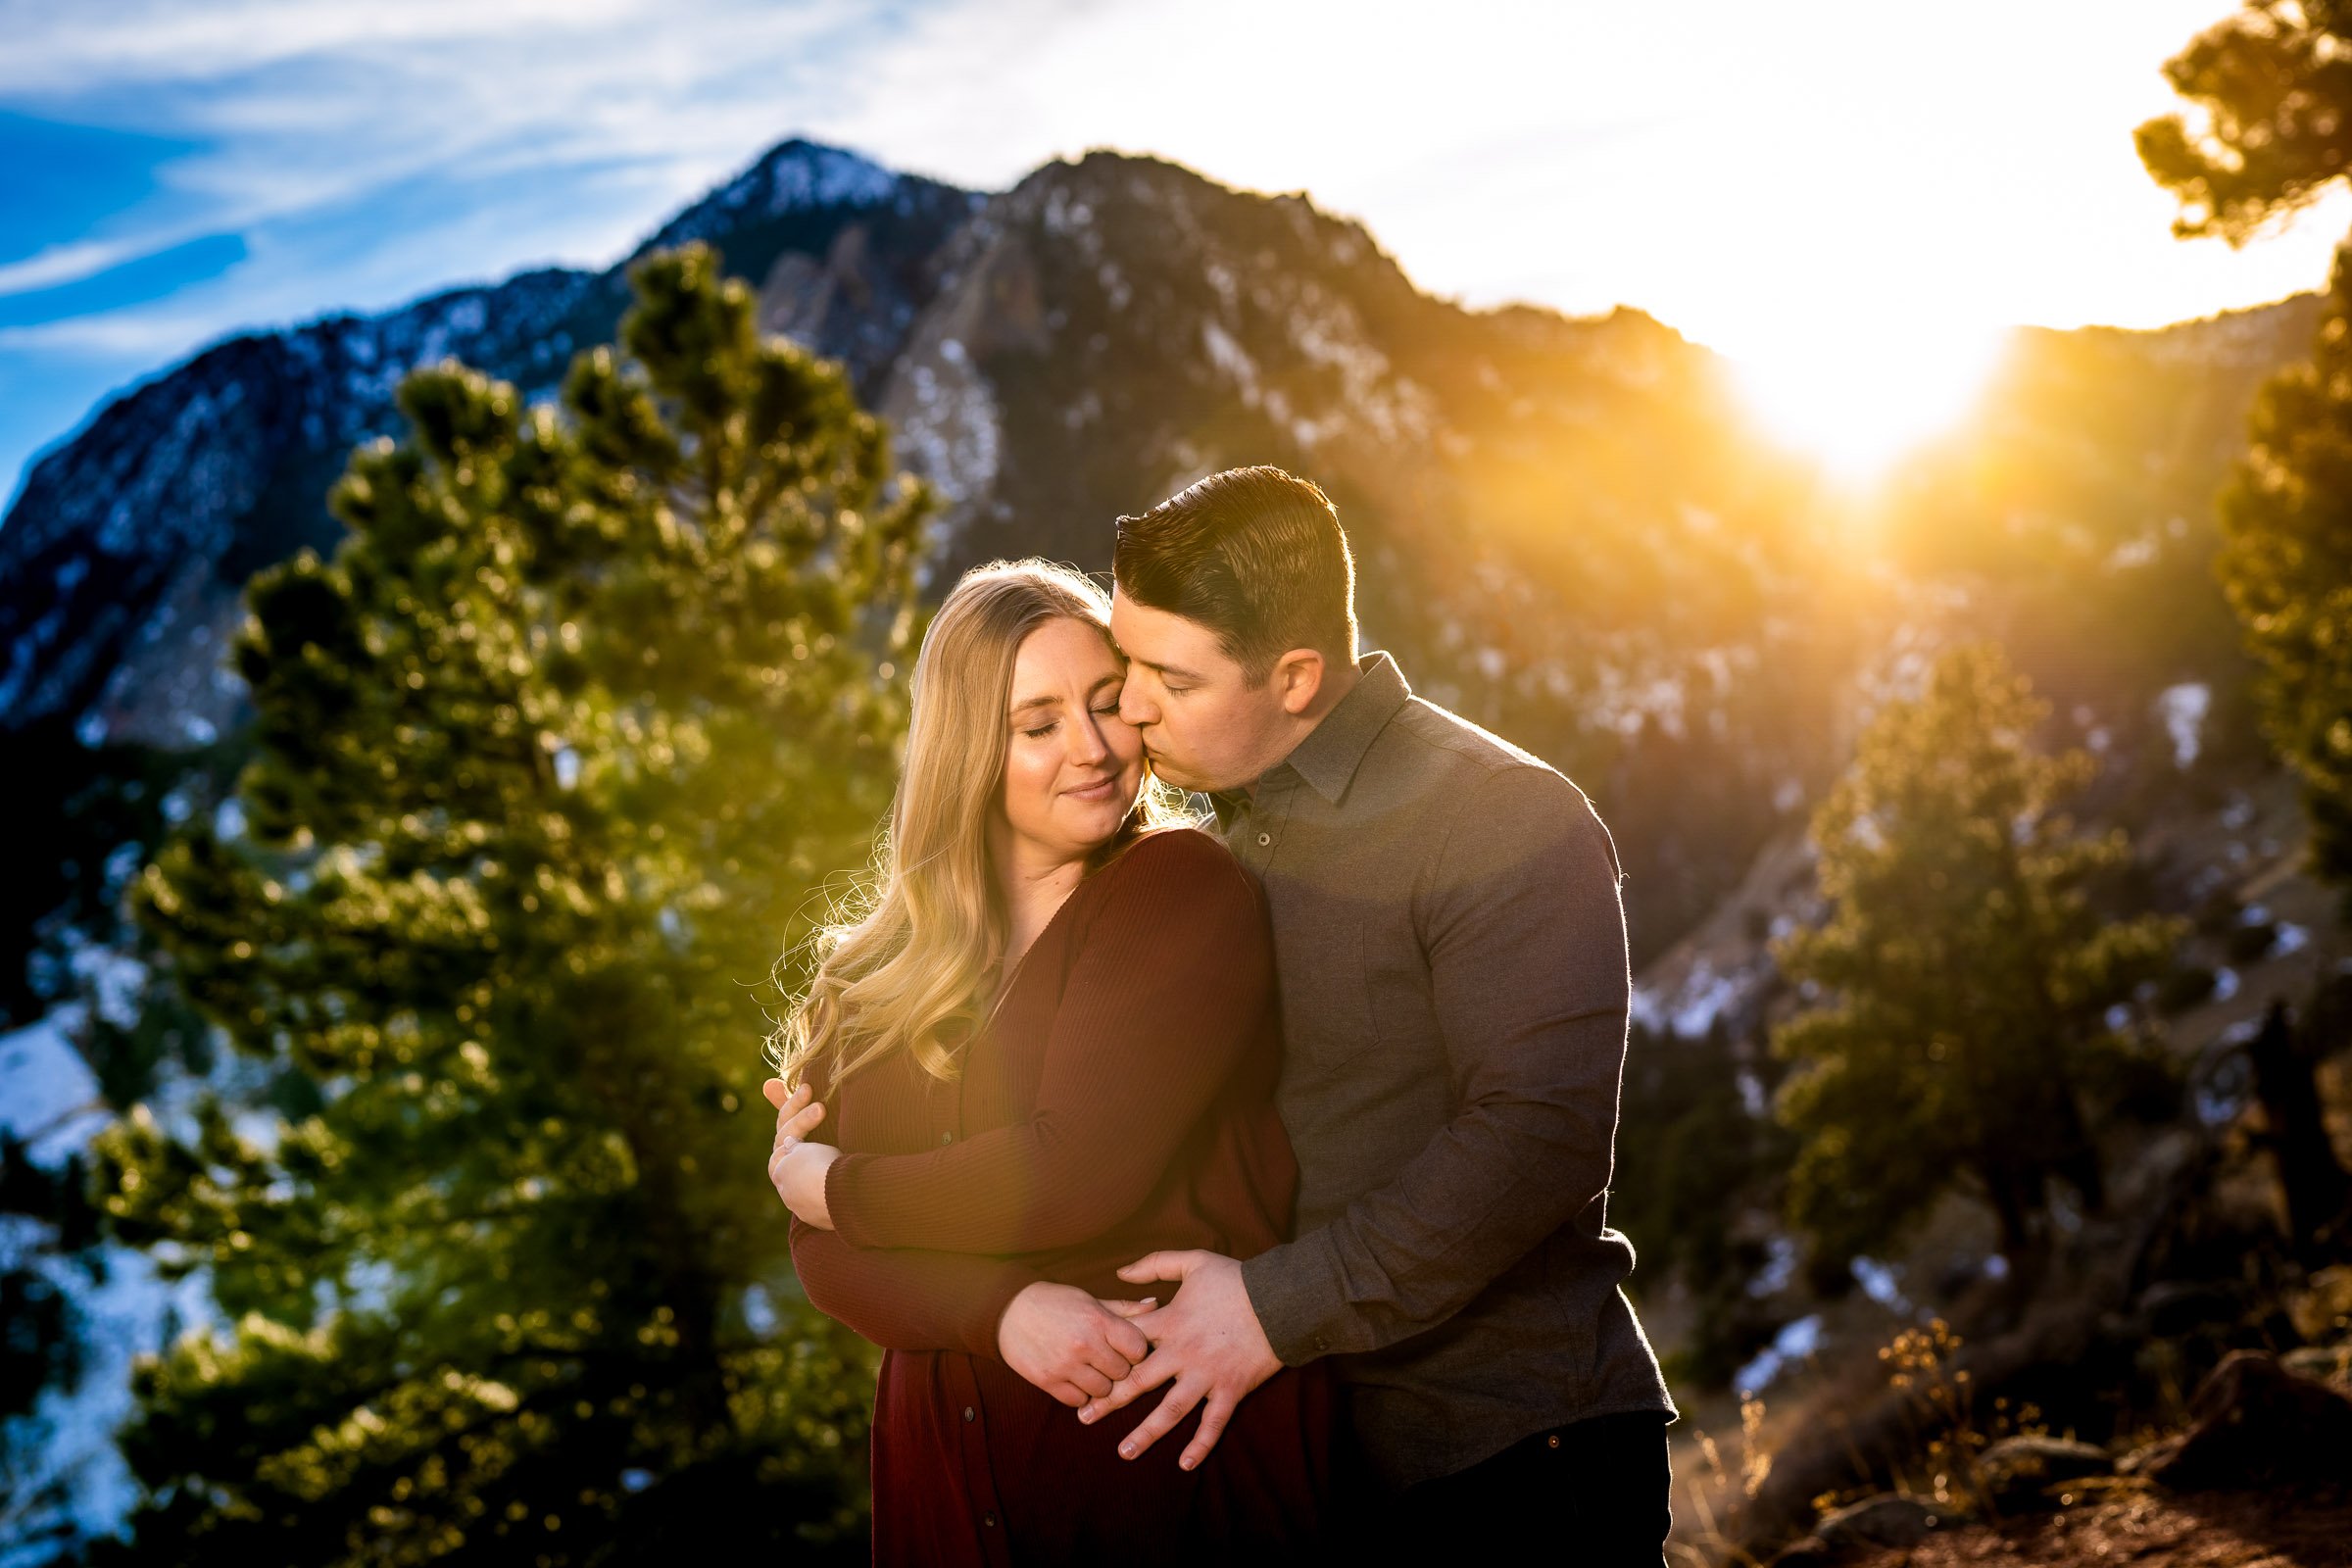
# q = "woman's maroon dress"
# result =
<box><xmin>787</xmin><ymin>826</ymin><xmax>1331</xmax><ymax>1565</ymax></box>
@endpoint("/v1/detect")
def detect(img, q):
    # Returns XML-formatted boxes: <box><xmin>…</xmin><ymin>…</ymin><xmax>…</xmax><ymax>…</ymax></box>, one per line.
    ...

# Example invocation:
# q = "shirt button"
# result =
<box><xmin>1256</xmin><ymin>832</ymin><xmax>1271</xmax><ymax>847</ymax></box>
<box><xmin>1546</xmin><ymin>1433</ymin><xmax>1562</xmax><ymax>1449</ymax></box>
<box><xmin>983</xmin><ymin>1513</ymin><xmax>997</xmax><ymax>1528</ymax></box>
<box><xmin>939</xmin><ymin>1131</ymin><xmax>954</xmax><ymax>1146</ymax></box>
<box><xmin>1313</xmin><ymin>1335</ymin><xmax>1330</xmax><ymax>1352</ymax></box>
<box><xmin>963</xmin><ymin>1405</ymin><xmax>976</xmax><ymax>1423</ymax></box>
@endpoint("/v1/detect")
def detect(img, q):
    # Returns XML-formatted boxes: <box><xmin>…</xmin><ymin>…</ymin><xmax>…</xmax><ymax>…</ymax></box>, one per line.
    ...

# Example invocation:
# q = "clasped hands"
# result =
<box><xmin>761</xmin><ymin>1078</ymin><xmax>1283</xmax><ymax>1470</ymax></box>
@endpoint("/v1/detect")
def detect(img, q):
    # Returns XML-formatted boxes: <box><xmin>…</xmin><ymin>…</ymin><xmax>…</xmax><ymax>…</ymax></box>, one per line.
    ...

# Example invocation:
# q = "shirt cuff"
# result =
<box><xmin>1240</xmin><ymin>1230</ymin><xmax>1352</xmax><ymax>1365</ymax></box>
<box><xmin>965</xmin><ymin>1266</ymin><xmax>1037</xmax><ymax>1361</ymax></box>
<box><xmin>824</xmin><ymin>1151</ymin><xmax>885</xmax><ymax>1250</ymax></box>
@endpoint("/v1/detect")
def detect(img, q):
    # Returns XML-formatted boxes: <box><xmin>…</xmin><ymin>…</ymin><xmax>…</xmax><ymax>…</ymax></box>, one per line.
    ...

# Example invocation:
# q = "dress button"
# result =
<box><xmin>983</xmin><ymin>1513</ymin><xmax>997</xmax><ymax>1528</ymax></box>
<box><xmin>963</xmin><ymin>1405</ymin><xmax>976</xmax><ymax>1423</ymax></box>
<box><xmin>1313</xmin><ymin>1335</ymin><xmax>1330</xmax><ymax>1352</ymax></box>
<box><xmin>940</xmin><ymin>1131</ymin><xmax>954</xmax><ymax>1146</ymax></box>
<box><xmin>1256</xmin><ymin>832</ymin><xmax>1271</xmax><ymax>847</ymax></box>
<box><xmin>1546</xmin><ymin>1433</ymin><xmax>1561</xmax><ymax>1449</ymax></box>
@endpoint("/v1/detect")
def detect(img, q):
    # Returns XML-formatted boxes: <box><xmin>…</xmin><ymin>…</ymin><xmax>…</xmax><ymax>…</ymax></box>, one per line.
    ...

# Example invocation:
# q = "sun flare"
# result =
<box><xmin>1720</xmin><ymin>323</ymin><xmax>2014</xmax><ymax>489</ymax></box>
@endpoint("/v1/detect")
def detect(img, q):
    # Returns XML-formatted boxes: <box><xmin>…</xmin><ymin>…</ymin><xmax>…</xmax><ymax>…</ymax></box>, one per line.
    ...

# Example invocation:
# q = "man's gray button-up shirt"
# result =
<box><xmin>1217</xmin><ymin>651</ymin><xmax>1676</xmax><ymax>1492</ymax></box>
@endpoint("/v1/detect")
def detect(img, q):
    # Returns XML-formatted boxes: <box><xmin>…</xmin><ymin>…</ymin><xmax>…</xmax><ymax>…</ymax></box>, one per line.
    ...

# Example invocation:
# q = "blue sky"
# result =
<box><xmin>6</xmin><ymin>0</ymin><xmax>2349</xmax><ymax>509</ymax></box>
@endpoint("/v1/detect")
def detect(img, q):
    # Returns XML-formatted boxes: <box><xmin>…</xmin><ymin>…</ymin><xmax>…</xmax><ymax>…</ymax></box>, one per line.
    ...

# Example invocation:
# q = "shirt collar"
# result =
<box><xmin>1277</xmin><ymin>650</ymin><xmax>1412</xmax><ymax>806</ymax></box>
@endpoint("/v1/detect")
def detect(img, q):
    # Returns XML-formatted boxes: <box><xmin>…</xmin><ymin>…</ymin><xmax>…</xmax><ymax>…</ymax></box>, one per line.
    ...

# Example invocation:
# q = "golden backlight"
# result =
<box><xmin>1720</xmin><ymin>321</ymin><xmax>2013</xmax><ymax>490</ymax></box>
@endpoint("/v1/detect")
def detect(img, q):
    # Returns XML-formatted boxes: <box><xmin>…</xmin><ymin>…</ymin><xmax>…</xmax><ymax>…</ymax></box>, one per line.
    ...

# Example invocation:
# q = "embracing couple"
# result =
<box><xmin>761</xmin><ymin>466</ymin><xmax>1677</xmax><ymax>1563</ymax></box>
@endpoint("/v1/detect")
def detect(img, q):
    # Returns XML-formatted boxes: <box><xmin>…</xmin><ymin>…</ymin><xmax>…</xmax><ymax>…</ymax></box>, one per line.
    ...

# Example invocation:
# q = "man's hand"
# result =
<box><xmin>1078</xmin><ymin>1250</ymin><xmax>1282</xmax><ymax>1471</ymax></box>
<box><xmin>998</xmin><ymin>1283</ymin><xmax>1157</xmax><ymax>1408</ymax></box>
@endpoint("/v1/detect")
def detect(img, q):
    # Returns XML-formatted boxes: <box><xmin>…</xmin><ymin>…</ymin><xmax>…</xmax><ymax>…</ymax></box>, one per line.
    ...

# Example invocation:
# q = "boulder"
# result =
<box><xmin>2282</xmin><ymin>1344</ymin><xmax>2350</xmax><ymax>1385</ymax></box>
<box><xmin>1812</xmin><ymin>1494</ymin><xmax>1956</xmax><ymax>1551</ymax></box>
<box><xmin>2135</xmin><ymin>1279</ymin><xmax>2246</xmax><ymax>1337</ymax></box>
<box><xmin>2123</xmin><ymin>1348</ymin><xmax>2352</xmax><ymax>1491</ymax></box>
<box><xmin>1979</xmin><ymin>1435</ymin><xmax>2113</xmax><ymax>1508</ymax></box>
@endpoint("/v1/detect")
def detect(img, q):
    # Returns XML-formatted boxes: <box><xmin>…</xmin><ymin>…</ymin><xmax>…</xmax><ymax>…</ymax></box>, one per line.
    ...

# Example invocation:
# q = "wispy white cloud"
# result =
<box><xmin>0</xmin><ymin>236</ymin><xmax>161</xmax><ymax>295</ymax></box>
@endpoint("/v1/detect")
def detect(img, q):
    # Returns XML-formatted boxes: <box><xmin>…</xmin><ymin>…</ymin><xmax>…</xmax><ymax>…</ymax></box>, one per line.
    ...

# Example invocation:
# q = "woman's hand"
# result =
<box><xmin>763</xmin><ymin>1078</ymin><xmax>839</xmax><ymax>1227</ymax></box>
<box><xmin>997</xmin><ymin>1282</ymin><xmax>1158</xmax><ymax>1408</ymax></box>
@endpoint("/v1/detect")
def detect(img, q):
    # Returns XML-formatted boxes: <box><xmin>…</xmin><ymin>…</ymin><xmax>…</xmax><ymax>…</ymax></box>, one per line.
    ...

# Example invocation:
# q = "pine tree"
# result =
<box><xmin>2135</xmin><ymin>1</ymin><xmax>2352</xmax><ymax>247</ymax></box>
<box><xmin>2215</xmin><ymin>239</ymin><xmax>2352</xmax><ymax>905</ymax></box>
<box><xmin>87</xmin><ymin>242</ymin><xmax>932</xmax><ymax>1564</ymax></box>
<box><xmin>1769</xmin><ymin>643</ymin><xmax>2184</xmax><ymax>1265</ymax></box>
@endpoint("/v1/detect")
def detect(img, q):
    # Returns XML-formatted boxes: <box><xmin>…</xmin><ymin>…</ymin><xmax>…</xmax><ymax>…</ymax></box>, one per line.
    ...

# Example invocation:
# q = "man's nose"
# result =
<box><xmin>1119</xmin><ymin>687</ymin><xmax>1156</xmax><ymax>726</ymax></box>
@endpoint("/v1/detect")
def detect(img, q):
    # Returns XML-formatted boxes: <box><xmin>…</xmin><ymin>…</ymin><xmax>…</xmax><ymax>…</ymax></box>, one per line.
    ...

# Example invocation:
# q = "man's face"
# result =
<box><xmin>1109</xmin><ymin>590</ymin><xmax>1295</xmax><ymax>795</ymax></box>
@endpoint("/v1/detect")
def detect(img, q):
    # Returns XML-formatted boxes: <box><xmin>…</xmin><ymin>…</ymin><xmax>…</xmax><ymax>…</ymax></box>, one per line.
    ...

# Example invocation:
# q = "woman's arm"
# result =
<box><xmin>787</xmin><ymin>1213</ymin><xmax>1039</xmax><ymax>1356</ymax></box>
<box><xmin>822</xmin><ymin>830</ymin><xmax>1277</xmax><ymax>1254</ymax></box>
<box><xmin>788</xmin><ymin>1218</ymin><xmax>1154</xmax><ymax>1402</ymax></box>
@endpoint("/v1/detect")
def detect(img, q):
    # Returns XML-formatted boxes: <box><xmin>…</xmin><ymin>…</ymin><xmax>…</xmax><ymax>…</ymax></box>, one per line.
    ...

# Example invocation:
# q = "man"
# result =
<box><xmin>1088</xmin><ymin>465</ymin><xmax>1677</xmax><ymax>1555</ymax></box>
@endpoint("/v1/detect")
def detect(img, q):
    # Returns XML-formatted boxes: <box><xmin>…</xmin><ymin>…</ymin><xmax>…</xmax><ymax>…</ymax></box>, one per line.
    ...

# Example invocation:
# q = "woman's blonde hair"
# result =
<box><xmin>765</xmin><ymin>559</ymin><xmax>1191</xmax><ymax>1087</ymax></box>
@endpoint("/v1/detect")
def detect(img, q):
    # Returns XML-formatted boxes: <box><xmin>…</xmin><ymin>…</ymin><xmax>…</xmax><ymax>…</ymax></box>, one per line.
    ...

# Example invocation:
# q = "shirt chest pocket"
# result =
<box><xmin>1275</xmin><ymin>919</ymin><xmax>1382</xmax><ymax>1077</ymax></box>
<box><xmin>1276</xmin><ymin>918</ymin><xmax>1437</xmax><ymax>1077</ymax></box>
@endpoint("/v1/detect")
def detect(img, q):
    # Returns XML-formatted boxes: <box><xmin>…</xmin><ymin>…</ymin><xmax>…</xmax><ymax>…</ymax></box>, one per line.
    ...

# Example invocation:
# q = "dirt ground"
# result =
<box><xmin>1843</xmin><ymin>1488</ymin><xmax>2352</xmax><ymax>1568</ymax></box>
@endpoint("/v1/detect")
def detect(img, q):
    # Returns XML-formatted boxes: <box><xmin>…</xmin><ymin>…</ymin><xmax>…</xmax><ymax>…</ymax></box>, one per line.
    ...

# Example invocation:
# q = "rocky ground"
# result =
<box><xmin>1841</xmin><ymin>1486</ymin><xmax>2352</xmax><ymax>1568</ymax></box>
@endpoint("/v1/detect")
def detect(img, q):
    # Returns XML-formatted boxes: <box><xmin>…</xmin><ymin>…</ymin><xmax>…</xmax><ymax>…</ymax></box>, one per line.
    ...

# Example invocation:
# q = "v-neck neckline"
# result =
<box><xmin>982</xmin><ymin>868</ymin><xmax>1090</xmax><ymax>1025</ymax></box>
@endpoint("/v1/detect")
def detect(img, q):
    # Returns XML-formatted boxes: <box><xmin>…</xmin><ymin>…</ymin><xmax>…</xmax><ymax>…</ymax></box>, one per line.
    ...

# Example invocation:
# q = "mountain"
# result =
<box><xmin>1</xmin><ymin>138</ymin><xmax>1861</xmax><ymax>956</ymax></box>
<box><xmin>0</xmin><ymin>140</ymin><xmax>977</xmax><ymax>754</ymax></box>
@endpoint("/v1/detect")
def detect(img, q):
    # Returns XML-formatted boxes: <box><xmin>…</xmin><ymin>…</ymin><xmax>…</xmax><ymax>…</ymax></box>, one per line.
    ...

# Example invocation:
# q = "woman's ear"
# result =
<box><xmin>1274</xmin><ymin>648</ymin><xmax>1327</xmax><ymax>716</ymax></box>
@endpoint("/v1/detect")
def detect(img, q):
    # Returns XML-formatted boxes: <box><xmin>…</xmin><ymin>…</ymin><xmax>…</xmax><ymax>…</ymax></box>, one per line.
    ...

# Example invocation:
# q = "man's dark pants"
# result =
<box><xmin>1332</xmin><ymin>1406</ymin><xmax>1674</xmax><ymax>1561</ymax></box>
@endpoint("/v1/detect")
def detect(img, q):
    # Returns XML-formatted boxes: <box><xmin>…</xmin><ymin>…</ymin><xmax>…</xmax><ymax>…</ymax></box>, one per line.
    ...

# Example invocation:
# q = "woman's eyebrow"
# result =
<box><xmin>1008</xmin><ymin>693</ymin><xmax>1062</xmax><ymax>717</ymax></box>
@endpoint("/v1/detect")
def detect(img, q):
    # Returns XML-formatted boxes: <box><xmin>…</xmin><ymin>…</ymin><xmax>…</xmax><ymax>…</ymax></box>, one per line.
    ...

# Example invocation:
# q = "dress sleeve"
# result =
<box><xmin>787</xmin><ymin>1214</ymin><xmax>1041</xmax><ymax>1357</ymax></box>
<box><xmin>822</xmin><ymin>829</ymin><xmax>1276</xmax><ymax>1254</ymax></box>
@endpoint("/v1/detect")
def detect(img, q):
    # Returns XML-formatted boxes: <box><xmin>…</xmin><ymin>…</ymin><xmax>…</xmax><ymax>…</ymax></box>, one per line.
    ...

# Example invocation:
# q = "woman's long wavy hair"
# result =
<box><xmin>765</xmin><ymin>559</ymin><xmax>1190</xmax><ymax>1089</ymax></box>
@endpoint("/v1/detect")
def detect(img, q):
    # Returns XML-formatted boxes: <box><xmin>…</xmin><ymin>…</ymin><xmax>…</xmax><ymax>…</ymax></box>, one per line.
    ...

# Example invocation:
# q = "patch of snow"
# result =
<box><xmin>1735</xmin><ymin>1313</ymin><xmax>1824</xmax><ymax>1397</ymax></box>
<box><xmin>1736</xmin><ymin>1068</ymin><xmax>1767</xmax><ymax>1119</ymax></box>
<box><xmin>0</xmin><ymin>1010</ymin><xmax>106</xmax><ymax>1165</ymax></box>
<box><xmin>1747</xmin><ymin>1235</ymin><xmax>1797</xmax><ymax>1298</ymax></box>
<box><xmin>2274</xmin><ymin>922</ymin><xmax>2311</xmax><ymax>956</ymax></box>
<box><xmin>1850</xmin><ymin>1256</ymin><xmax>1910</xmax><ymax>1312</ymax></box>
<box><xmin>1629</xmin><ymin>956</ymin><xmax>1747</xmax><ymax>1039</ymax></box>
<box><xmin>2154</xmin><ymin>682</ymin><xmax>2209</xmax><ymax>769</ymax></box>
<box><xmin>0</xmin><ymin>1008</ymin><xmax>230</xmax><ymax>1560</ymax></box>
<box><xmin>2212</xmin><ymin>966</ymin><xmax>2240</xmax><ymax>1002</ymax></box>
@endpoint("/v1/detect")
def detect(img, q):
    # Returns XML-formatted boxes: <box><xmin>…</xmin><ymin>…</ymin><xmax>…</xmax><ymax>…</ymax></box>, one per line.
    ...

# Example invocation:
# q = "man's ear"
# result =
<box><xmin>1273</xmin><ymin>648</ymin><xmax>1327</xmax><ymax>716</ymax></box>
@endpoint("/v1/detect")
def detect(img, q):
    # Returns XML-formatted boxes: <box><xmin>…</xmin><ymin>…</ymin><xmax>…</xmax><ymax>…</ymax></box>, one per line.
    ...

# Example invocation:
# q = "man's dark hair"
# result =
<box><xmin>1111</xmin><ymin>466</ymin><xmax>1358</xmax><ymax>685</ymax></box>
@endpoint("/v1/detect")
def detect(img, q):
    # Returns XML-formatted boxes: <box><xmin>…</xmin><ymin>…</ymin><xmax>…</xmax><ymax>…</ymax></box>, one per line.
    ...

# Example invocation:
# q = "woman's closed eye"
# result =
<box><xmin>1023</xmin><ymin>702</ymin><xmax>1122</xmax><ymax>740</ymax></box>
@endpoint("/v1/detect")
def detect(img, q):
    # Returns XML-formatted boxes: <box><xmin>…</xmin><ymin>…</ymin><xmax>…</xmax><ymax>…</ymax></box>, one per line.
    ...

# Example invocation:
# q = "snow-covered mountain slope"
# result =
<box><xmin>0</xmin><ymin>140</ymin><xmax>974</xmax><ymax>752</ymax></box>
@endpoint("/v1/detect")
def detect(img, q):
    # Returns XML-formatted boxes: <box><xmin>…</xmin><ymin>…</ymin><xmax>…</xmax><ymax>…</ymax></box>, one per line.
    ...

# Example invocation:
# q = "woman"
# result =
<box><xmin>759</xmin><ymin>559</ymin><xmax>1329</xmax><ymax>1565</ymax></box>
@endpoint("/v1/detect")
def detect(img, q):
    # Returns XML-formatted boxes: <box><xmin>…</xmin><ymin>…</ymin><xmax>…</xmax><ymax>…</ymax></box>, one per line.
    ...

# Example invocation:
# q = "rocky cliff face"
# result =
<box><xmin>0</xmin><ymin>140</ymin><xmax>975</xmax><ymax>754</ymax></box>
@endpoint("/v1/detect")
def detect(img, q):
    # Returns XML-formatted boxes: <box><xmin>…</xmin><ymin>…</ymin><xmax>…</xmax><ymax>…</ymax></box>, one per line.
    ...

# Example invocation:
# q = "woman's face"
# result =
<box><xmin>997</xmin><ymin>615</ymin><xmax>1146</xmax><ymax>864</ymax></box>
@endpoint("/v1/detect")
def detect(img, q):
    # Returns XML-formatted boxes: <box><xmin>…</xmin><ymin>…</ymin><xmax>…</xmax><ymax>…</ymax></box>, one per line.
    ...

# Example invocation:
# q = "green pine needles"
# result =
<box><xmin>1769</xmin><ymin>643</ymin><xmax>2186</xmax><ymax>1266</ymax></box>
<box><xmin>2217</xmin><ymin>243</ymin><xmax>2352</xmax><ymax>909</ymax></box>
<box><xmin>90</xmin><ymin>243</ymin><xmax>933</xmax><ymax>1564</ymax></box>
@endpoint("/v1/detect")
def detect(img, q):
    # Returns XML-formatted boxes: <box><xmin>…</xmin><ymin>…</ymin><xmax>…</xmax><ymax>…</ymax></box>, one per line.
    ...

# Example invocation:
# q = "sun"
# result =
<box><xmin>1718</xmin><ymin>320</ymin><xmax>2013</xmax><ymax>490</ymax></box>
